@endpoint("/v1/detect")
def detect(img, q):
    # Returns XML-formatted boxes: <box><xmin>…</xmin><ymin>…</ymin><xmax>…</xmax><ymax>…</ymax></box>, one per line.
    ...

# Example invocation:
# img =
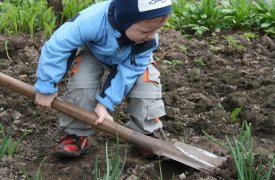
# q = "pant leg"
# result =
<box><xmin>126</xmin><ymin>60</ymin><xmax>166</xmax><ymax>134</ymax></box>
<box><xmin>58</xmin><ymin>50</ymin><xmax>105</xmax><ymax>136</ymax></box>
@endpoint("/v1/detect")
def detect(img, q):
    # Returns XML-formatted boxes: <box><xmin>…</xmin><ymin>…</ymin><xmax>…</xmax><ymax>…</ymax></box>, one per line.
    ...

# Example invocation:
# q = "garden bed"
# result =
<box><xmin>0</xmin><ymin>29</ymin><xmax>274</xmax><ymax>179</ymax></box>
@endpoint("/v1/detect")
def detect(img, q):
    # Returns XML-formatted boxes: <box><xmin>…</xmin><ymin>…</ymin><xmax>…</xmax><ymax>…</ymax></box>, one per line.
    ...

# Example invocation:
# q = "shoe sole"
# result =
<box><xmin>54</xmin><ymin>148</ymin><xmax>89</xmax><ymax>158</ymax></box>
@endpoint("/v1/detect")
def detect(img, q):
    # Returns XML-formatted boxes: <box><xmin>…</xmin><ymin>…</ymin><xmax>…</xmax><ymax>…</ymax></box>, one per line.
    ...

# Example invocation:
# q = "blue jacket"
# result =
<box><xmin>35</xmin><ymin>0</ymin><xmax>159</xmax><ymax>111</ymax></box>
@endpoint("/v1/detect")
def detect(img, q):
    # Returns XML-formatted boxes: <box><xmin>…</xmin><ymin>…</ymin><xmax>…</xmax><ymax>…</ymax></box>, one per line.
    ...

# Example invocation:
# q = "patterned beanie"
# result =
<box><xmin>115</xmin><ymin>0</ymin><xmax>172</xmax><ymax>31</ymax></box>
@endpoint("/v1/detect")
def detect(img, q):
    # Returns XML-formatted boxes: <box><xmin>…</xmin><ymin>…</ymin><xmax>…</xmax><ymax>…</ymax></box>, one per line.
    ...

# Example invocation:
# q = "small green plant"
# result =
<box><xmin>224</xmin><ymin>35</ymin><xmax>246</xmax><ymax>51</ymax></box>
<box><xmin>179</xmin><ymin>45</ymin><xmax>188</xmax><ymax>53</ymax></box>
<box><xmin>24</xmin><ymin>157</ymin><xmax>46</xmax><ymax>180</ymax></box>
<box><xmin>189</xmin><ymin>24</ymin><xmax>209</xmax><ymax>36</ymax></box>
<box><xmin>163</xmin><ymin>60</ymin><xmax>183</xmax><ymax>66</ymax></box>
<box><xmin>204</xmin><ymin>122</ymin><xmax>275</xmax><ymax>180</ymax></box>
<box><xmin>93</xmin><ymin>131</ymin><xmax>127</xmax><ymax>179</ymax></box>
<box><xmin>231</xmin><ymin>107</ymin><xmax>241</xmax><ymax>123</ymax></box>
<box><xmin>209</xmin><ymin>44</ymin><xmax>222</xmax><ymax>52</ymax></box>
<box><xmin>241</xmin><ymin>32</ymin><xmax>258</xmax><ymax>40</ymax></box>
<box><xmin>194</xmin><ymin>57</ymin><xmax>205</xmax><ymax>67</ymax></box>
<box><xmin>0</xmin><ymin>123</ymin><xmax>31</xmax><ymax>159</ymax></box>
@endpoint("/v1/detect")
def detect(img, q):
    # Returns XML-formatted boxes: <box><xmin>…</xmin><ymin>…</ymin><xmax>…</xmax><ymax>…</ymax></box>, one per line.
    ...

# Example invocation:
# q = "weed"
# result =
<box><xmin>241</xmin><ymin>32</ymin><xmax>258</xmax><ymax>40</ymax></box>
<box><xmin>224</xmin><ymin>35</ymin><xmax>246</xmax><ymax>51</ymax></box>
<box><xmin>163</xmin><ymin>60</ymin><xmax>183</xmax><ymax>66</ymax></box>
<box><xmin>190</xmin><ymin>24</ymin><xmax>209</xmax><ymax>36</ymax></box>
<box><xmin>179</xmin><ymin>45</ymin><xmax>188</xmax><ymax>53</ymax></box>
<box><xmin>194</xmin><ymin>57</ymin><xmax>205</xmax><ymax>67</ymax></box>
<box><xmin>230</xmin><ymin>107</ymin><xmax>241</xmax><ymax>123</ymax></box>
<box><xmin>209</xmin><ymin>45</ymin><xmax>222</xmax><ymax>52</ymax></box>
<box><xmin>24</xmin><ymin>157</ymin><xmax>46</xmax><ymax>180</ymax></box>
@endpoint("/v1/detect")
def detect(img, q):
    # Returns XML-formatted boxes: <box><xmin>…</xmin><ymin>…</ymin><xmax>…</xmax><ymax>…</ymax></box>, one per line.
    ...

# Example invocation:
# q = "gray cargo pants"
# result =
<box><xmin>58</xmin><ymin>49</ymin><xmax>166</xmax><ymax>136</ymax></box>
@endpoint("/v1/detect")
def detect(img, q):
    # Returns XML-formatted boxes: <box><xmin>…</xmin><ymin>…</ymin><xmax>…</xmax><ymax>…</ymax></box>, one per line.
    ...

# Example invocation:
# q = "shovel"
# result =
<box><xmin>0</xmin><ymin>72</ymin><xmax>226</xmax><ymax>173</ymax></box>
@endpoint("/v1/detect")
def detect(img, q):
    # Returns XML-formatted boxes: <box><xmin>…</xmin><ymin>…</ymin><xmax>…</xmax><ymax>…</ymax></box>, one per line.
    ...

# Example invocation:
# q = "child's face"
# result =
<box><xmin>125</xmin><ymin>17</ymin><xmax>167</xmax><ymax>43</ymax></box>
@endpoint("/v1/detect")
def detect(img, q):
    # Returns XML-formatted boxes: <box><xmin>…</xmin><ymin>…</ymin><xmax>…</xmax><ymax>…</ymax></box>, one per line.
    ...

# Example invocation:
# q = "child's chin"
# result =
<box><xmin>135</xmin><ymin>41</ymin><xmax>146</xmax><ymax>44</ymax></box>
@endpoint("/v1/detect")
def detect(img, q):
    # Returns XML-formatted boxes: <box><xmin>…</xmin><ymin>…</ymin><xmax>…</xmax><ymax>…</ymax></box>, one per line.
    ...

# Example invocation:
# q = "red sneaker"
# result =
<box><xmin>54</xmin><ymin>134</ymin><xmax>92</xmax><ymax>158</ymax></box>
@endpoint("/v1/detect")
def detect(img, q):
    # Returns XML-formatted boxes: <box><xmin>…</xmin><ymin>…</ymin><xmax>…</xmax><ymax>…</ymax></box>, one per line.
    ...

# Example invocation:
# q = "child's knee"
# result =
<box><xmin>127</xmin><ymin>98</ymin><xmax>166</xmax><ymax>121</ymax></box>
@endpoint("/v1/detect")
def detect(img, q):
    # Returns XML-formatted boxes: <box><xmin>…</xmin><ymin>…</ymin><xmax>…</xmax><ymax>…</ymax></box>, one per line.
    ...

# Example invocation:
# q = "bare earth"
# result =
<box><xmin>0</xmin><ymin>30</ymin><xmax>274</xmax><ymax>179</ymax></box>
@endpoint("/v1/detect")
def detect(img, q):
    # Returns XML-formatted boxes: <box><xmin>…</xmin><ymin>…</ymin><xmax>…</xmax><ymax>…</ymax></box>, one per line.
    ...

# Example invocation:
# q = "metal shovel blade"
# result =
<box><xmin>130</xmin><ymin>131</ymin><xmax>226</xmax><ymax>173</ymax></box>
<box><xmin>172</xmin><ymin>141</ymin><xmax>226</xmax><ymax>172</ymax></box>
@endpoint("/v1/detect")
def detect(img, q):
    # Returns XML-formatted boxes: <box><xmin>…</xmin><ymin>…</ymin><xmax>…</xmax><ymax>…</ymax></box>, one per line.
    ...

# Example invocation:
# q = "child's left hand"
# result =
<box><xmin>94</xmin><ymin>103</ymin><xmax>114</xmax><ymax>125</ymax></box>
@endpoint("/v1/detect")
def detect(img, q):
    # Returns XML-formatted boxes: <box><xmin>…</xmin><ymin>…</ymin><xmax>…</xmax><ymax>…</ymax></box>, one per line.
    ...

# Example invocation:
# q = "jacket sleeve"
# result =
<box><xmin>95</xmin><ymin>48</ymin><xmax>155</xmax><ymax>112</ymax></box>
<box><xmin>35</xmin><ymin>16</ymin><xmax>102</xmax><ymax>94</ymax></box>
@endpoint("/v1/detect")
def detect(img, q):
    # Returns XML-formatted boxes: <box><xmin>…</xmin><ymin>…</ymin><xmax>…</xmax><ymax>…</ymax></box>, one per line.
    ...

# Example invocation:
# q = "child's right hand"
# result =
<box><xmin>94</xmin><ymin>103</ymin><xmax>114</xmax><ymax>125</ymax></box>
<box><xmin>35</xmin><ymin>92</ymin><xmax>58</xmax><ymax>111</ymax></box>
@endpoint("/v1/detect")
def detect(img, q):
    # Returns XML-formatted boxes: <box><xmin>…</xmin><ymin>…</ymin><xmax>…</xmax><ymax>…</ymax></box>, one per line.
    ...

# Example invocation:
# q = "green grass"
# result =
<box><xmin>24</xmin><ymin>157</ymin><xmax>46</xmax><ymax>180</ymax></box>
<box><xmin>0</xmin><ymin>123</ymin><xmax>31</xmax><ymax>160</ymax></box>
<box><xmin>93</xmin><ymin>131</ymin><xmax>127</xmax><ymax>180</ymax></box>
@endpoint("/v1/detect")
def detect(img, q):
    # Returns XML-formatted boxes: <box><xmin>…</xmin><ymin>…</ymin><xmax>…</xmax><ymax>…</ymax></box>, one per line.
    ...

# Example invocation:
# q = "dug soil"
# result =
<box><xmin>0</xmin><ymin>30</ymin><xmax>275</xmax><ymax>180</ymax></box>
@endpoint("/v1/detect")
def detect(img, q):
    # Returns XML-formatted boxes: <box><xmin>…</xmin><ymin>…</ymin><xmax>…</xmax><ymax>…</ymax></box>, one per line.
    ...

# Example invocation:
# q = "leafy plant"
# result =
<box><xmin>189</xmin><ymin>24</ymin><xmax>209</xmax><ymax>36</ymax></box>
<box><xmin>220</xmin><ymin>0</ymin><xmax>255</xmax><ymax>29</ymax></box>
<box><xmin>252</xmin><ymin>0</ymin><xmax>275</xmax><ymax>35</ymax></box>
<box><xmin>170</xmin><ymin>0</ymin><xmax>221</xmax><ymax>35</ymax></box>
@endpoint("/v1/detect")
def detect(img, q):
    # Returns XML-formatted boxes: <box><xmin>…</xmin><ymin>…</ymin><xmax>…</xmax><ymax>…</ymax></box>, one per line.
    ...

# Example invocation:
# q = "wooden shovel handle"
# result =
<box><xmin>0</xmin><ymin>73</ymin><xmax>225</xmax><ymax>172</ymax></box>
<box><xmin>0</xmin><ymin>72</ymin><xmax>133</xmax><ymax>141</ymax></box>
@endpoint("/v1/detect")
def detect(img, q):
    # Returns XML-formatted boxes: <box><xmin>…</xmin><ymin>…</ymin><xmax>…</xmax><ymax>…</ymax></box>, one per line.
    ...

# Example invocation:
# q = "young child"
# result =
<box><xmin>34</xmin><ymin>0</ymin><xmax>171</xmax><ymax>158</ymax></box>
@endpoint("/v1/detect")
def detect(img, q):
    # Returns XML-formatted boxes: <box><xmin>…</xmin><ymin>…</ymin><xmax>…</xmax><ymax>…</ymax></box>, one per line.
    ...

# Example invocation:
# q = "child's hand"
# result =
<box><xmin>94</xmin><ymin>103</ymin><xmax>113</xmax><ymax>125</ymax></box>
<box><xmin>35</xmin><ymin>92</ymin><xmax>58</xmax><ymax>111</ymax></box>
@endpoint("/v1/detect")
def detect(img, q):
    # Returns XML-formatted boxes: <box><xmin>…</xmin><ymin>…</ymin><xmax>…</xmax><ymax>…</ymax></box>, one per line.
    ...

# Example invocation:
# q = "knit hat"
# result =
<box><xmin>115</xmin><ymin>0</ymin><xmax>172</xmax><ymax>31</ymax></box>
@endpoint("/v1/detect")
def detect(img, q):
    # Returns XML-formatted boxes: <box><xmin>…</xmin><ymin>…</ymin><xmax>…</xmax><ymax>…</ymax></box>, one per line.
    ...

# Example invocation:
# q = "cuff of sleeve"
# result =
<box><xmin>34</xmin><ymin>80</ymin><xmax>58</xmax><ymax>94</ymax></box>
<box><xmin>95</xmin><ymin>93</ymin><xmax>115</xmax><ymax>112</ymax></box>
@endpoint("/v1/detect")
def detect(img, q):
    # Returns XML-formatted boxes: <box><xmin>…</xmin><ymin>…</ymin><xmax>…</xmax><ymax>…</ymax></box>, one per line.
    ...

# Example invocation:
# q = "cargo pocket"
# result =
<box><xmin>146</xmin><ymin>99</ymin><xmax>166</xmax><ymax>120</ymax></box>
<box><xmin>144</xmin><ymin>63</ymin><xmax>160</xmax><ymax>84</ymax></box>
